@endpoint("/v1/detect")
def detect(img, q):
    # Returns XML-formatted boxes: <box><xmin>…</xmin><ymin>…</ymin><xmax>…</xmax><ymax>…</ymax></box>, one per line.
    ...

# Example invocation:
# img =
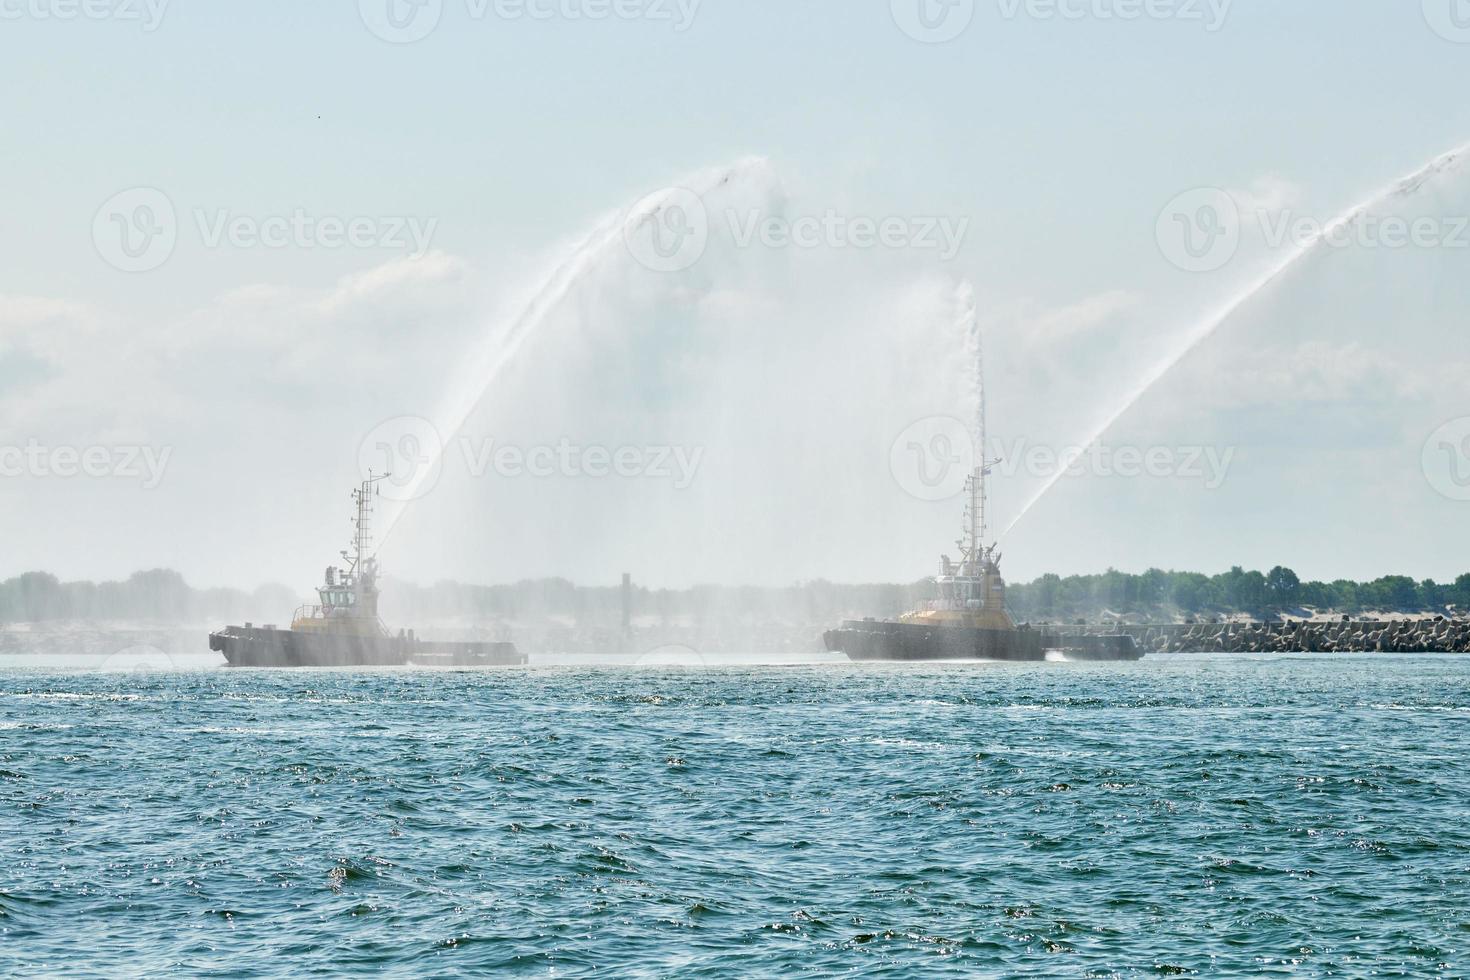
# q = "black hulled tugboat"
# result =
<box><xmin>824</xmin><ymin>462</ymin><xmax>1140</xmax><ymax>663</ymax></box>
<box><xmin>210</xmin><ymin>477</ymin><xmax>525</xmax><ymax>668</ymax></box>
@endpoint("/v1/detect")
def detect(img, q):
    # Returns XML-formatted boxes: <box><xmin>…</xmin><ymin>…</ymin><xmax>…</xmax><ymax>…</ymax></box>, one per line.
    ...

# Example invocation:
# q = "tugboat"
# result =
<box><xmin>824</xmin><ymin>464</ymin><xmax>1141</xmax><ymax>663</ymax></box>
<box><xmin>209</xmin><ymin>477</ymin><xmax>525</xmax><ymax>668</ymax></box>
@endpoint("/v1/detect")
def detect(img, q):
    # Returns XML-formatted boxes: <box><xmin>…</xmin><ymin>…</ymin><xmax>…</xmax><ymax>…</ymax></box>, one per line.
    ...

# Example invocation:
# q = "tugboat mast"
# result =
<box><xmin>207</xmin><ymin>472</ymin><xmax>528</xmax><ymax>666</ymax></box>
<box><xmin>975</xmin><ymin>309</ymin><xmax>988</xmax><ymax>556</ymax></box>
<box><xmin>819</xmin><ymin>289</ymin><xmax>1142</xmax><ymax>662</ymax></box>
<box><xmin>346</xmin><ymin>473</ymin><xmax>388</xmax><ymax>577</ymax></box>
<box><xmin>962</xmin><ymin>464</ymin><xmax>999</xmax><ymax>575</ymax></box>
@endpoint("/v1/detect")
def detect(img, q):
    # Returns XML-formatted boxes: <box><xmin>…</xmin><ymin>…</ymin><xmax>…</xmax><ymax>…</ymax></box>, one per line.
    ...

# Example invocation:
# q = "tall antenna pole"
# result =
<box><xmin>973</xmin><ymin>300</ymin><xmax>990</xmax><ymax>558</ymax></box>
<box><xmin>353</xmin><ymin>474</ymin><xmax>388</xmax><ymax>573</ymax></box>
<box><xmin>964</xmin><ymin>295</ymin><xmax>999</xmax><ymax>567</ymax></box>
<box><xmin>976</xmin><ymin>366</ymin><xmax>986</xmax><ymax>553</ymax></box>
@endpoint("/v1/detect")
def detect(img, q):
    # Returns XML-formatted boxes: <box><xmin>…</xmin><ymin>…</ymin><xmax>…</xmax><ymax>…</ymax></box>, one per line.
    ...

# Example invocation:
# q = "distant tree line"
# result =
<box><xmin>0</xmin><ymin>566</ymin><xmax>1466</xmax><ymax>626</ymax></box>
<box><xmin>1006</xmin><ymin>566</ymin><xmax>1470</xmax><ymax>622</ymax></box>
<box><xmin>380</xmin><ymin>578</ymin><xmax>931</xmax><ymax>631</ymax></box>
<box><xmin>0</xmin><ymin>570</ymin><xmax>296</xmax><ymax>624</ymax></box>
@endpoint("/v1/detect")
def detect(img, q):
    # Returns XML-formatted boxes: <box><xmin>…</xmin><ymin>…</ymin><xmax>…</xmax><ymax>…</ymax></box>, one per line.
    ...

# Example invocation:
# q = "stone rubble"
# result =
<box><xmin>1101</xmin><ymin>618</ymin><xmax>1470</xmax><ymax>654</ymax></box>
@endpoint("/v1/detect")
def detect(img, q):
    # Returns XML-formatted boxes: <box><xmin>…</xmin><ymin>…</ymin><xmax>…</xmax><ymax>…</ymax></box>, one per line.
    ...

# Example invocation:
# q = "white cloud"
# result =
<box><xmin>1230</xmin><ymin>174</ymin><xmax>1303</xmax><ymax>216</ymax></box>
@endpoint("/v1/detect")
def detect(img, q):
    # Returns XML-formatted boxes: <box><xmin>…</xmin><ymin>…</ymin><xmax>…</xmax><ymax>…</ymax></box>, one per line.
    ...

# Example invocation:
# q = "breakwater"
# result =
<box><xmin>1095</xmin><ymin>618</ymin><xmax>1470</xmax><ymax>654</ymax></box>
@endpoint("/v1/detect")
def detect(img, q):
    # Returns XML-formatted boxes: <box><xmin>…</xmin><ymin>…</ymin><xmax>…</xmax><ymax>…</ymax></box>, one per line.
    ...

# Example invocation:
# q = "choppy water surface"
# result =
<box><xmin>2</xmin><ymin>654</ymin><xmax>1468</xmax><ymax>977</ymax></box>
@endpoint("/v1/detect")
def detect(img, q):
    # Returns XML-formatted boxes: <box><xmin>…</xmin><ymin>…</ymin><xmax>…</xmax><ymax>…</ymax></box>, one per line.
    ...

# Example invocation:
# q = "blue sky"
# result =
<box><xmin>2</xmin><ymin>1</ymin><xmax>1469</xmax><ymax>590</ymax></box>
<box><xmin>6</xmin><ymin>1</ymin><xmax>1467</xmax><ymax>309</ymax></box>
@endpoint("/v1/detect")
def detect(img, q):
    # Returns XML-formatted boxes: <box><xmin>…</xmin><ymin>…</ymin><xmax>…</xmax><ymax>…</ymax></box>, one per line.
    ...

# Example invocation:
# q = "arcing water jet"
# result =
<box><xmin>376</xmin><ymin>157</ymin><xmax>774</xmax><ymax>548</ymax></box>
<box><xmin>1001</xmin><ymin>141</ymin><xmax>1470</xmax><ymax>539</ymax></box>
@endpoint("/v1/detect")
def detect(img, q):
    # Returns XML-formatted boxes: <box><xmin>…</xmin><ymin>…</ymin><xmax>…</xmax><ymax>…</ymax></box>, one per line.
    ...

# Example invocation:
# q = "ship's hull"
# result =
<box><xmin>826</xmin><ymin>620</ymin><xmax>1046</xmax><ymax>661</ymax></box>
<box><xmin>824</xmin><ymin>620</ymin><xmax>1142</xmax><ymax>662</ymax></box>
<box><xmin>1046</xmin><ymin>633</ymin><xmax>1142</xmax><ymax>661</ymax></box>
<box><xmin>208</xmin><ymin>625</ymin><xmax>525</xmax><ymax>668</ymax></box>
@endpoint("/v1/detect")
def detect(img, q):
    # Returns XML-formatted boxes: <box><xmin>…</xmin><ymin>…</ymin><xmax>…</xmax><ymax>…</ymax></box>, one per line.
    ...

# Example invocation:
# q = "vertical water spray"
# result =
<box><xmin>1000</xmin><ymin>140</ymin><xmax>1470</xmax><ymax>539</ymax></box>
<box><xmin>954</xmin><ymin>282</ymin><xmax>990</xmax><ymax>550</ymax></box>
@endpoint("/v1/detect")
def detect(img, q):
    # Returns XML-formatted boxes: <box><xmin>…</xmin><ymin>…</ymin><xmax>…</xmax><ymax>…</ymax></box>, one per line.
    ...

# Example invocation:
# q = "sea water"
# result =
<box><xmin>2</xmin><ymin>653</ymin><xmax>1467</xmax><ymax>976</ymax></box>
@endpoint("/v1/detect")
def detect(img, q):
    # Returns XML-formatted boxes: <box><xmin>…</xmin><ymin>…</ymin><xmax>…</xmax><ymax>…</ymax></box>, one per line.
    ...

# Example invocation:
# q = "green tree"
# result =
<box><xmin>1033</xmin><ymin>573</ymin><xmax>1061</xmax><ymax>617</ymax></box>
<box><xmin>1371</xmin><ymin>576</ymin><xmax>1420</xmax><ymax>611</ymax></box>
<box><xmin>1266</xmin><ymin>566</ymin><xmax>1301</xmax><ymax>607</ymax></box>
<box><xmin>1170</xmin><ymin>572</ymin><xmax>1215</xmax><ymax>613</ymax></box>
<box><xmin>1329</xmin><ymin>580</ymin><xmax>1361</xmax><ymax>613</ymax></box>
<box><xmin>1139</xmin><ymin>568</ymin><xmax>1169</xmax><ymax>609</ymax></box>
<box><xmin>1298</xmin><ymin>580</ymin><xmax>1330</xmax><ymax>610</ymax></box>
<box><xmin>1454</xmin><ymin>573</ymin><xmax>1470</xmax><ymax>610</ymax></box>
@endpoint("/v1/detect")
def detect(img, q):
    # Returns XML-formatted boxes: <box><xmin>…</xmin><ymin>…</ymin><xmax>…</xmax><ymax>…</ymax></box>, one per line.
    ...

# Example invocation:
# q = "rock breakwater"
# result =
<box><xmin>1106</xmin><ymin>618</ymin><xmax>1470</xmax><ymax>654</ymax></box>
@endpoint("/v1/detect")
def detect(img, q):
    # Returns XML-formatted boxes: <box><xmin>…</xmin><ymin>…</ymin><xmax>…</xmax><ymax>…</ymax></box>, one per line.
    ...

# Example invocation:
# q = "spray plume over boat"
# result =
<box><xmin>824</xmin><ymin>291</ymin><xmax>1141</xmax><ymax>663</ymax></box>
